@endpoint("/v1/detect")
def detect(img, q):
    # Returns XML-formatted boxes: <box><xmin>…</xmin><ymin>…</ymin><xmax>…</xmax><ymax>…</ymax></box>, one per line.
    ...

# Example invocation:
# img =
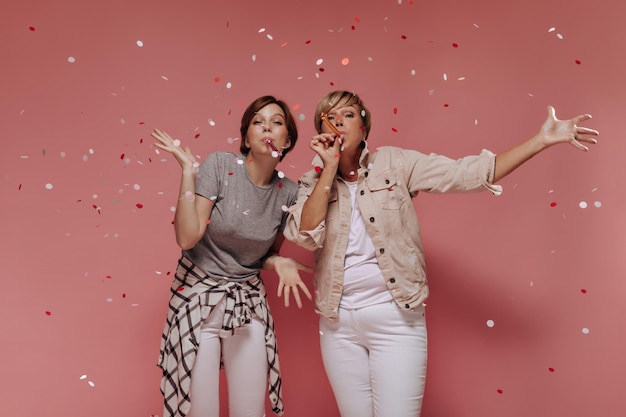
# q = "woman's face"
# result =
<box><xmin>321</xmin><ymin>103</ymin><xmax>365</xmax><ymax>155</ymax></box>
<box><xmin>245</xmin><ymin>103</ymin><xmax>291</xmax><ymax>159</ymax></box>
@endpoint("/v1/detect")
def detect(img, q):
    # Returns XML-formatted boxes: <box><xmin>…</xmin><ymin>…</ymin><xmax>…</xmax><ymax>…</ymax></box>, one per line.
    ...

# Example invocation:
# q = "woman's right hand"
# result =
<box><xmin>151</xmin><ymin>129</ymin><xmax>197</xmax><ymax>171</ymax></box>
<box><xmin>309</xmin><ymin>132</ymin><xmax>343</xmax><ymax>169</ymax></box>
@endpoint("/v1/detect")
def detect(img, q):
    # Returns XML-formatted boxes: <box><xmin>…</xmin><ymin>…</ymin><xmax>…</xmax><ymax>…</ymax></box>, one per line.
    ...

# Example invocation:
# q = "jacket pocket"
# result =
<box><xmin>366</xmin><ymin>169</ymin><xmax>401</xmax><ymax>210</ymax></box>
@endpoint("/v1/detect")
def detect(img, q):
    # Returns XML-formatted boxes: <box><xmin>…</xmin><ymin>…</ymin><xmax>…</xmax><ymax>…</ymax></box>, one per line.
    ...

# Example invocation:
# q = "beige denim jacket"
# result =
<box><xmin>284</xmin><ymin>144</ymin><xmax>502</xmax><ymax>322</ymax></box>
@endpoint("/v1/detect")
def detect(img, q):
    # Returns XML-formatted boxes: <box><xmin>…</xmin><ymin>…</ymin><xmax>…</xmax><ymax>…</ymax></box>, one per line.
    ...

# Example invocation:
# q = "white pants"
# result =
<box><xmin>188</xmin><ymin>298</ymin><xmax>268</xmax><ymax>417</ymax></box>
<box><xmin>320</xmin><ymin>301</ymin><xmax>428</xmax><ymax>417</ymax></box>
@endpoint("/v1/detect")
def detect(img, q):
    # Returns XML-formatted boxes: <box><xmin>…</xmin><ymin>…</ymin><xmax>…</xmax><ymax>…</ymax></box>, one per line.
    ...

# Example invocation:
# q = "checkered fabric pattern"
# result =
<box><xmin>158</xmin><ymin>256</ymin><xmax>284</xmax><ymax>416</ymax></box>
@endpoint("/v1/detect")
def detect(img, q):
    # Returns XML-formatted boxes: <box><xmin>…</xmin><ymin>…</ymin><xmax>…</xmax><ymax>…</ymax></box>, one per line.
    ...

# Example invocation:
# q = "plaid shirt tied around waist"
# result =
<box><xmin>158</xmin><ymin>256</ymin><xmax>284</xmax><ymax>417</ymax></box>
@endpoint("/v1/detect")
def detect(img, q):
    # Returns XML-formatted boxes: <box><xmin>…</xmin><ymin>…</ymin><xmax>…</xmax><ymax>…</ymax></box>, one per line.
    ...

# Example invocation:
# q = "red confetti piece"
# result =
<box><xmin>29</xmin><ymin>26</ymin><xmax>36</xmax><ymax>31</ymax></box>
<box><xmin>314</xmin><ymin>166</ymin><xmax>322</xmax><ymax>173</ymax></box>
<box><xmin>391</xmin><ymin>128</ymin><xmax>398</xmax><ymax>133</ymax></box>
<box><xmin>548</xmin><ymin>367</ymin><xmax>555</xmax><ymax>373</ymax></box>
<box><xmin>177</xmin><ymin>286</ymin><xmax>184</xmax><ymax>292</ymax></box>
<box><xmin>214</xmin><ymin>77</ymin><xmax>221</xmax><ymax>83</ymax></box>
<box><xmin>122</xmin><ymin>293</ymin><xmax>126</xmax><ymax>298</ymax></box>
<box><xmin>319</xmin><ymin>68</ymin><xmax>325</xmax><ymax>72</ymax></box>
<box><xmin>228</xmin><ymin>172</ymin><xmax>234</xmax><ymax>176</ymax></box>
<box><xmin>140</xmin><ymin>138</ymin><xmax>143</xmax><ymax>143</ymax></box>
<box><xmin>452</xmin><ymin>43</ymin><xmax>459</xmax><ymax>48</ymax></box>
<box><xmin>581</xmin><ymin>289</ymin><xmax>587</xmax><ymax>294</ymax></box>
<box><xmin>575</xmin><ymin>60</ymin><xmax>581</xmax><ymax>65</ymax></box>
<box><xmin>497</xmin><ymin>389</ymin><xmax>503</xmax><ymax>394</ymax></box>
<box><xmin>278</xmin><ymin>182</ymin><xmax>283</xmax><ymax>188</ymax></box>
<box><xmin>19</xmin><ymin>184</ymin><xmax>22</xmax><ymax>190</ymax></box>
<box><xmin>550</xmin><ymin>202</ymin><xmax>557</xmax><ymax>207</ymax></box>
<box><xmin>401</xmin><ymin>35</ymin><xmax>407</xmax><ymax>40</ymax></box>
<box><xmin>120</xmin><ymin>153</ymin><xmax>125</xmax><ymax>160</ymax></box>
<box><xmin>351</xmin><ymin>25</ymin><xmax>356</xmax><ymax>30</ymax></box>
<box><xmin>45</xmin><ymin>311</ymin><xmax>51</xmax><ymax>316</ymax></box>
<box><xmin>393</xmin><ymin>108</ymin><xmax>398</xmax><ymax>114</ymax></box>
<box><xmin>138</xmin><ymin>121</ymin><xmax>144</xmax><ymax>125</ymax></box>
<box><xmin>194</xmin><ymin>133</ymin><xmax>200</xmax><ymax>139</ymax></box>
<box><xmin>106</xmin><ymin>275</ymin><xmax>112</xmax><ymax>279</ymax></box>
<box><xmin>443</xmin><ymin>104</ymin><xmax>449</xmax><ymax>107</ymax></box>
<box><xmin>136</xmin><ymin>203</ymin><xmax>143</xmax><ymax>208</ymax></box>
<box><xmin>305</xmin><ymin>40</ymin><xmax>311</xmax><ymax>44</ymax></box>
<box><xmin>354</xmin><ymin>17</ymin><xmax>360</xmax><ymax>24</ymax></box>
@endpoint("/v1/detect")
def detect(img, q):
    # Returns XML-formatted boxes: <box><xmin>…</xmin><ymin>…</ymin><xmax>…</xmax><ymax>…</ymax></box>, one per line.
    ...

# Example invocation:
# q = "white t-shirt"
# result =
<box><xmin>340</xmin><ymin>181</ymin><xmax>393</xmax><ymax>309</ymax></box>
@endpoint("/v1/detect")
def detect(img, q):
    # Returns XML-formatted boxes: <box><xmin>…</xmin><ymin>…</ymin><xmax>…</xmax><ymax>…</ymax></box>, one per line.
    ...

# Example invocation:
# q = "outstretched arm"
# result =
<box><xmin>494</xmin><ymin>106</ymin><xmax>598</xmax><ymax>183</ymax></box>
<box><xmin>151</xmin><ymin>129</ymin><xmax>213</xmax><ymax>250</ymax></box>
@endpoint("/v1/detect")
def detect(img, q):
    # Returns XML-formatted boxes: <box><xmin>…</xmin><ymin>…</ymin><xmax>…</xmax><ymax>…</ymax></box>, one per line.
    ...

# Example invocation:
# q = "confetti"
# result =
<box><xmin>486</xmin><ymin>320</ymin><xmax>495</xmax><ymax>328</ymax></box>
<box><xmin>136</xmin><ymin>40</ymin><xmax>144</xmax><ymax>47</ymax></box>
<box><xmin>45</xmin><ymin>183</ymin><xmax>54</xmax><ymax>190</ymax></box>
<box><xmin>68</xmin><ymin>56</ymin><xmax>76</xmax><ymax>63</ymax></box>
<box><xmin>581</xmin><ymin>328</ymin><xmax>590</xmax><ymax>334</ymax></box>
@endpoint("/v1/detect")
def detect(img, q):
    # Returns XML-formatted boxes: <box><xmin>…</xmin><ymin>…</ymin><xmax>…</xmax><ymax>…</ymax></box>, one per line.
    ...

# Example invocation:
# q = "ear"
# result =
<box><xmin>244</xmin><ymin>136</ymin><xmax>250</xmax><ymax>149</ymax></box>
<box><xmin>284</xmin><ymin>136</ymin><xmax>292</xmax><ymax>149</ymax></box>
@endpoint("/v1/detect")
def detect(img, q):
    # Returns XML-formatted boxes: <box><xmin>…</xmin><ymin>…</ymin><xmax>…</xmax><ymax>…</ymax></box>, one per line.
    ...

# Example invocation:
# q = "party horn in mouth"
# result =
<box><xmin>320</xmin><ymin>113</ymin><xmax>342</xmax><ymax>136</ymax></box>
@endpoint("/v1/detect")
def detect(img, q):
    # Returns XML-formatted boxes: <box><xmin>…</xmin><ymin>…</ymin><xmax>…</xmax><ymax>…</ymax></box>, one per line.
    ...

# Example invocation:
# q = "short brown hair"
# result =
<box><xmin>314</xmin><ymin>91</ymin><xmax>371</xmax><ymax>140</ymax></box>
<box><xmin>240</xmin><ymin>96</ymin><xmax>298</xmax><ymax>161</ymax></box>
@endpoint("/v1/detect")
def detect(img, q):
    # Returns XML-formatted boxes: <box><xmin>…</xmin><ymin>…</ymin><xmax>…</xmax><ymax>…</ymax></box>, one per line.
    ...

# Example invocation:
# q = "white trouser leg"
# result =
<box><xmin>222</xmin><ymin>314</ymin><xmax>268</xmax><ymax>417</ymax></box>
<box><xmin>188</xmin><ymin>298</ymin><xmax>268</xmax><ymax>417</ymax></box>
<box><xmin>320</xmin><ymin>301</ymin><xmax>427</xmax><ymax>417</ymax></box>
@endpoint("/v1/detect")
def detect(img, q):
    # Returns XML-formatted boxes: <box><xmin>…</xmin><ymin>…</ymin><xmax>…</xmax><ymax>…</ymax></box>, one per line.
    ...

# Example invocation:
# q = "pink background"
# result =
<box><xmin>2</xmin><ymin>0</ymin><xmax>625</xmax><ymax>416</ymax></box>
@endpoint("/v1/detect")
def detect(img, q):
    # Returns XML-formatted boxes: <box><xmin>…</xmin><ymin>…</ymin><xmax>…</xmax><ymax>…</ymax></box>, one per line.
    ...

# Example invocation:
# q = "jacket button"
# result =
<box><xmin>379</xmin><ymin>248</ymin><xmax>385</xmax><ymax>254</ymax></box>
<box><xmin>369</xmin><ymin>217</ymin><xmax>375</xmax><ymax>222</ymax></box>
<box><xmin>360</xmin><ymin>190</ymin><xmax>365</xmax><ymax>195</ymax></box>
<box><xmin>364</xmin><ymin>172</ymin><xmax>369</xmax><ymax>177</ymax></box>
<box><xmin>405</xmin><ymin>304</ymin><xmax>410</xmax><ymax>309</ymax></box>
<box><xmin>385</xmin><ymin>179</ymin><xmax>390</xmax><ymax>184</ymax></box>
<box><xmin>389</xmin><ymin>277</ymin><xmax>395</xmax><ymax>283</ymax></box>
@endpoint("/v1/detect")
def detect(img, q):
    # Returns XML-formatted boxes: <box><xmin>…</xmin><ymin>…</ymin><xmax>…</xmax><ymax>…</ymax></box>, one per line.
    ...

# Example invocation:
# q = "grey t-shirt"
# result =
<box><xmin>183</xmin><ymin>152</ymin><xmax>297</xmax><ymax>281</ymax></box>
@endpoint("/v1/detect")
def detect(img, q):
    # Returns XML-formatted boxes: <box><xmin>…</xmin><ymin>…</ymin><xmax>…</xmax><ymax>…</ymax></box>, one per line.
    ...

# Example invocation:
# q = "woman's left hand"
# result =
<box><xmin>538</xmin><ymin>106</ymin><xmax>599</xmax><ymax>151</ymax></box>
<box><xmin>274</xmin><ymin>257</ymin><xmax>313</xmax><ymax>308</ymax></box>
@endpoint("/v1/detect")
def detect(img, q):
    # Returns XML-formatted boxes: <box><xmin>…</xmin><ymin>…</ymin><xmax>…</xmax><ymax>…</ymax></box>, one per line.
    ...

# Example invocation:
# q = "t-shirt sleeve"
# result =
<box><xmin>195</xmin><ymin>152</ymin><xmax>222</xmax><ymax>201</ymax></box>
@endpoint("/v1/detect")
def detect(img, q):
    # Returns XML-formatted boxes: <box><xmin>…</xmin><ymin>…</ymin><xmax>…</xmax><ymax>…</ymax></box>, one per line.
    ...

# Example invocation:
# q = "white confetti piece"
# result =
<box><xmin>106</xmin><ymin>298</ymin><xmax>113</xmax><ymax>303</ymax></box>
<box><xmin>556</xmin><ymin>33</ymin><xmax>564</xmax><ymax>39</ymax></box>
<box><xmin>136</xmin><ymin>40</ymin><xmax>144</xmax><ymax>47</ymax></box>
<box><xmin>252</xmin><ymin>54</ymin><xmax>256</xmax><ymax>62</ymax></box>
<box><xmin>45</xmin><ymin>183</ymin><xmax>53</xmax><ymax>190</ymax></box>
<box><xmin>277</xmin><ymin>171</ymin><xmax>285</xmax><ymax>178</ymax></box>
<box><xmin>226</xmin><ymin>82</ymin><xmax>232</xmax><ymax>89</ymax></box>
<box><xmin>594</xmin><ymin>201</ymin><xmax>602</xmax><ymax>208</ymax></box>
<box><xmin>579</xmin><ymin>201</ymin><xmax>588</xmax><ymax>209</ymax></box>
<box><xmin>80</xmin><ymin>375</ymin><xmax>87</xmax><ymax>380</ymax></box>
<box><xmin>161</xmin><ymin>75</ymin><xmax>169</xmax><ymax>80</ymax></box>
<box><xmin>316</xmin><ymin>58</ymin><xmax>324</xmax><ymax>65</ymax></box>
<box><xmin>582</xmin><ymin>327</ymin><xmax>590</xmax><ymax>334</ymax></box>
<box><xmin>266</xmin><ymin>34</ymin><xmax>273</xmax><ymax>41</ymax></box>
<box><xmin>486</xmin><ymin>320</ymin><xmax>495</xmax><ymax>328</ymax></box>
<box><xmin>258</xmin><ymin>28</ymin><xmax>266</xmax><ymax>33</ymax></box>
<box><xmin>67</xmin><ymin>56</ymin><xmax>76</xmax><ymax>63</ymax></box>
<box><xmin>60</xmin><ymin>151</ymin><xmax>66</xmax><ymax>158</ymax></box>
<box><xmin>236</xmin><ymin>159</ymin><xmax>244</xmax><ymax>165</ymax></box>
<box><xmin>172</xmin><ymin>139</ymin><xmax>181</xmax><ymax>147</ymax></box>
<box><xmin>88</xmin><ymin>381</ymin><xmax>95</xmax><ymax>387</ymax></box>
<box><xmin>443</xmin><ymin>73</ymin><xmax>447</xmax><ymax>81</ymax></box>
<box><xmin>548</xmin><ymin>27</ymin><xmax>556</xmax><ymax>33</ymax></box>
<box><xmin>281</xmin><ymin>205</ymin><xmax>289</xmax><ymax>212</ymax></box>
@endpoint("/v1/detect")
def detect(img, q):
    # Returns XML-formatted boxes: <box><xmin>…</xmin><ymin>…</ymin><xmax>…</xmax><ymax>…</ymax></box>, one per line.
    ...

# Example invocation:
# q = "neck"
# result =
<box><xmin>338</xmin><ymin>151</ymin><xmax>361</xmax><ymax>181</ymax></box>
<box><xmin>245</xmin><ymin>153</ymin><xmax>278</xmax><ymax>186</ymax></box>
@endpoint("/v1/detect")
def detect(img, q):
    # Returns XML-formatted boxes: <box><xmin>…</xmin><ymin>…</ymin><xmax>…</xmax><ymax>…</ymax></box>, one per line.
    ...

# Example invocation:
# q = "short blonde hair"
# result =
<box><xmin>314</xmin><ymin>91</ymin><xmax>371</xmax><ymax>139</ymax></box>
